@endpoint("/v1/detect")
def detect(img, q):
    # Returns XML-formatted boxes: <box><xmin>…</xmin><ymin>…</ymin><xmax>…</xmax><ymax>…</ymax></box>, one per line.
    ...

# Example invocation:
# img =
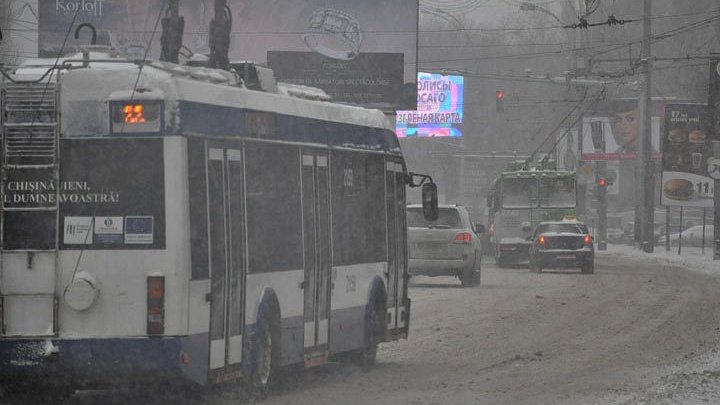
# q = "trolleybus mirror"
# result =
<box><xmin>422</xmin><ymin>183</ymin><xmax>438</xmax><ymax>221</ymax></box>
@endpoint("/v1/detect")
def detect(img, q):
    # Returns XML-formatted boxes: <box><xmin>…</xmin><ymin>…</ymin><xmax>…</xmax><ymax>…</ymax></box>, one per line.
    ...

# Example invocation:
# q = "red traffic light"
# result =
<box><xmin>597</xmin><ymin>177</ymin><xmax>607</xmax><ymax>187</ymax></box>
<box><xmin>496</xmin><ymin>90</ymin><xmax>504</xmax><ymax>100</ymax></box>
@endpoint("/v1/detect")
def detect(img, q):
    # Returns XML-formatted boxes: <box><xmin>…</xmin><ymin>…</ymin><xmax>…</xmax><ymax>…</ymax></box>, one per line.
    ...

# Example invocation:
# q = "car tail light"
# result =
<box><xmin>538</xmin><ymin>235</ymin><xmax>546</xmax><ymax>246</ymax></box>
<box><xmin>454</xmin><ymin>232</ymin><xmax>472</xmax><ymax>244</ymax></box>
<box><xmin>147</xmin><ymin>276</ymin><xmax>165</xmax><ymax>335</ymax></box>
<box><xmin>584</xmin><ymin>234</ymin><xmax>592</xmax><ymax>245</ymax></box>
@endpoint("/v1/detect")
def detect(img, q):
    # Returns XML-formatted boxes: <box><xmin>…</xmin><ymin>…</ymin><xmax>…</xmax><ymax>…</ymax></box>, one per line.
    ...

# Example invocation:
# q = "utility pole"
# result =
<box><xmin>637</xmin><ymin>0</ymin><xmax>654</xmax><ymax>253</ymax></box>
<box><xmin>707</xmin><ymin>55</ymin><xmax>720</xmax><ymax>259</ymax></box>
<box><xmin>590</xmin><ymin>121</ymin><xmax>607</xmax><ymax>250</ymax></box>
<box><xmin>209</xmin><ymin>0</ymin><xmax>231</xmax><ymax>70</ymax></box>
<box><xmin>160</xmin><ymin>0</ymin><xmax>184</xmax><ymax>64</ymax></box>
<box><xmin>713</xmin><ymin>141</ymin><xmax>720</xmax><ymax>260</ymax></box>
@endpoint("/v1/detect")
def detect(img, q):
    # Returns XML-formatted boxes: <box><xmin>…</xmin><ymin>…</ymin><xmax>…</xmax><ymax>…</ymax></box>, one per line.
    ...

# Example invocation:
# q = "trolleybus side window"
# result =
<box><xmin>245</xmin><ymin>144</ymin><xmax>302</xmax><ymax>273</ymax></box>
<box><xmin>331</xmin><ymin>151</ymin><xmax>386</xmax><ymax>266</ymax></box>
<box><xmin>188</xmin><ymin>138</ymin><xmax>209</xmax><ymax>280</ymax></box>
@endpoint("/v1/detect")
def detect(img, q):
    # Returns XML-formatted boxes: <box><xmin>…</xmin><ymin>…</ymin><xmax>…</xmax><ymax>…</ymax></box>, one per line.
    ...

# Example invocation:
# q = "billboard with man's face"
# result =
<box><xmin>39</xmin><ymin>0</ymin><xmax>419</xmax><ymax>111</ymax></box>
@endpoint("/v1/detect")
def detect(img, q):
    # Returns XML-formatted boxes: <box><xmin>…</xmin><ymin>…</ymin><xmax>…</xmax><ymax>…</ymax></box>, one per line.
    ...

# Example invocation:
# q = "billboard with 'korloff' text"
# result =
<box><xmin>39</xmin><ymin>0</ymin><xmax>419</xmax><ymax>112</ymax></box>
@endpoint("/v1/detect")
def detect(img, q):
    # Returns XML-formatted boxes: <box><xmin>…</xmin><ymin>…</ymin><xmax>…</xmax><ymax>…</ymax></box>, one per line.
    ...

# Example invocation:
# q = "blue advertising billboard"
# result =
<box><xmin>396</xmin><ymin>72</ymin><xmax>464</xmax><ymax>137</ymax></box>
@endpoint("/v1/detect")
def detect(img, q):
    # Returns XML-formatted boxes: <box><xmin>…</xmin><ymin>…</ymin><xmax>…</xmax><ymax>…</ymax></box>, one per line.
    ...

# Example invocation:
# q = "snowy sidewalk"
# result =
<box><xmin>600</xmin><ymin>244</ymin><xmax>718</xmax><ymax>275</ymax></box>
<box><xmin>592</xmin><ymin>244</ymin><xmax>720</xmax><ymax>404</ymax></box>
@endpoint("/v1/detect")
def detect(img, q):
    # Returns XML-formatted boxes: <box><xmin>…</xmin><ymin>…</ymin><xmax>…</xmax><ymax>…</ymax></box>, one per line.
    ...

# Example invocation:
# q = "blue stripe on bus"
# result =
<box><xmin>177</xmin><ymin>101</ymin><xmax>401</xmax><ymax>154</ymax></box>
<box><xmin>0</xmin><ymin>335</ymin><xmax>209</xmax><ymax>385</ymax></box>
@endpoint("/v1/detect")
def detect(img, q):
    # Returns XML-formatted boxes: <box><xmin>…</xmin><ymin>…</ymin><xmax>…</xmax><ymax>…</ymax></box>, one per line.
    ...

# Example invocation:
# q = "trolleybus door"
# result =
<box><xmin>208</xmin><ymin>148</ymin><xmax>246</xmax><ymax>372</ymax></box>
<box><xmin>385</xmin><ymin>161</ymin><xmax>407</xmax><ymax>333</ymax></box>
<box><xmin>301</xmin><ymin>152</ymin><xmax>331</xmax><ymax>361</ymax></box>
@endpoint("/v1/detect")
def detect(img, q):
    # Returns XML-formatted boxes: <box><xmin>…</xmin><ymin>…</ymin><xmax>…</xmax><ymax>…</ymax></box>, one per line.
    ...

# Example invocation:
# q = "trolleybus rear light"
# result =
<box><xmin>147</xmin><ymin>276</ymin><xmax>165</xmax><ymax>335</ymax></box>
<box><xmin>454</xmin><ymin>232</ymin><xmax>472</xmax><ymax>244</ymax></box>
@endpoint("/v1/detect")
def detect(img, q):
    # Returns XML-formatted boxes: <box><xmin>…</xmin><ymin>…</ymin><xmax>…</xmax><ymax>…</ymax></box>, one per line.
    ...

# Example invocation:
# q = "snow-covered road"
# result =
<box><xmin>255</xmin><ymin>246</ymin><xmax>720</xmax><ymax>405</ymax></box>
<box><xmin>25</xmin><ymin>245</ymin><xmax>720</xmax><ymax>404</ymax></box>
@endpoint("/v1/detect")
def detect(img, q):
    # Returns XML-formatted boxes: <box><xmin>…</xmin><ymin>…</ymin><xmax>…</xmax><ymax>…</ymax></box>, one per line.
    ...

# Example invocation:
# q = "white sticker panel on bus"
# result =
<box><xmin>94</xmin><ymin>216</ymin><xmax>123</xmax><ymax>244</ymax></box>
<box><xmin>124</xmin><ymin>216</ymin><xmax>154</xmax><ymax>244</ymax></box>
<box><xmin>64</xmin><ymin>217</ymin><xmax>94</xmax><ymax>244</ymax></box>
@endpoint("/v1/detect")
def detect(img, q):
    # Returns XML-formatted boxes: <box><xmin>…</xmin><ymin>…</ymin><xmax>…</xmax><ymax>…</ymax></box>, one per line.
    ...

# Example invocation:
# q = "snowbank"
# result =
<box><xmin>600</xmin><ymin>244</ymin><xmax>718</xmax><ymax>276</ymax></box>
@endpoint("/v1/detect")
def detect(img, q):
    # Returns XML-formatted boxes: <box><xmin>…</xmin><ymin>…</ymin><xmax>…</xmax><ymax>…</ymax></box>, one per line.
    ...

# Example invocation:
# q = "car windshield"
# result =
<box><xmin>536</xmin><ymin>223</ymin><xmax>586</xmax><ymax>234</ymax></box>
<box><xmin>407</xmin><ymin>207</ymin><xmax>462</xmax><ymax>229</ymax></box>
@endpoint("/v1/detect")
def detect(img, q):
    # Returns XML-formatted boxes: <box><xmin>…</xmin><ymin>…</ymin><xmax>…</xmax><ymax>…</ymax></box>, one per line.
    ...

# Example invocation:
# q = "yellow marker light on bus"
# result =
<box><xmin>110</xmin><ymin>101</ymin><xmax>162</xmax><ymax>134</ymax></box>
<box><xmin>122</xmin><ymin>104</ymin><xmax>147</xmax><ymax>124</ymax></box>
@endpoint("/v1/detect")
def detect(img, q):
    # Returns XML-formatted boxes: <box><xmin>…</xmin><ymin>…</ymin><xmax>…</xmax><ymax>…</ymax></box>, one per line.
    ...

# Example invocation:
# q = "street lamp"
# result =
<box><xmin>517</xmin><ymin>1</ymin><xmax>579</xmax><ymax>76</ymax></box>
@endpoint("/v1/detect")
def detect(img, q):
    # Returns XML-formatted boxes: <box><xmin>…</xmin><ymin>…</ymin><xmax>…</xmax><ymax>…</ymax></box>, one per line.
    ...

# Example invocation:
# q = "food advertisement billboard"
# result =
<box><xmin>661</xmin><ymin>104</ymin><xmax>714</xmax><ymax>207</ymax></box>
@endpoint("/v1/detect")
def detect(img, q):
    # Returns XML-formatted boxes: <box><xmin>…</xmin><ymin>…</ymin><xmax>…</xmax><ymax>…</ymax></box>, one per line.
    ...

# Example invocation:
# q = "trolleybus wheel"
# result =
<box><xmin>495</xmin><ymin>249</ymin><xmax>508</xmax><ymax>268</ymax></box>
<box><xmin>530</xmin><ymin>258</ymin><xmax>542</xmax><ymax>273</ymax></box>
<box><xmin>252</xmin><ymin>311</ymin><xmax>280</xmax><ymax>394</ymax></box>
<box><xmin>359</xmin><ymin>289</ymin><xmax>387</xmax><ymax>372</ymax></box>
<box><xmin>461</xmin><ymin>256</ymin><xmax>481</xmax><ymax>288</ymax></box>
<box><xmin>473</xmin><ymin>256</ymin><xmax>482</xmax><ymax>286</ymax></box>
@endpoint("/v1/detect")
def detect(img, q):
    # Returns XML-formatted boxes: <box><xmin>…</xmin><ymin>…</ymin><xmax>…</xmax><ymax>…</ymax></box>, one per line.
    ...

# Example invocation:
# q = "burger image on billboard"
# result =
<box><xmin>667</xmin><ymin>128</ymin><xmax>686</xmax><ymax>143</ymax></box>
<box><xmin>662</xmin><ymin>178</ymin><xmax>694</xmax><ymax>201</ymax></box>
<box><xmin>688</xmin><ymin>129</ymin><xmax>706</xmax><ymax>144</ymax></box>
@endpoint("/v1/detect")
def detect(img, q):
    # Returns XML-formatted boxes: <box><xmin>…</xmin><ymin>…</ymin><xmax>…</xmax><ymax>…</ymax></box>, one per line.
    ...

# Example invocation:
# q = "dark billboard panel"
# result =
<box><xmin>39</xmin><ymin>0</ymin><xmax>419</xmax><ymax>111</ymax></box>
<box><xmin>267</xmin><ymin>51</ymin><xmax>404</xmax><ymax>109</ymax></box>
<box><xmin>661</xmin><ymin>103</ymin><xmax>714</xmax><ymax>207</ymax></box>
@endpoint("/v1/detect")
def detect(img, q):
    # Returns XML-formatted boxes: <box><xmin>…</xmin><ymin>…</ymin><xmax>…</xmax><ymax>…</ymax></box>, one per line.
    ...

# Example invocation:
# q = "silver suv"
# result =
<box><xmin>407</xmin><ymin>204</ymin><xmax>483</xmax><ymax>287</ymax></box>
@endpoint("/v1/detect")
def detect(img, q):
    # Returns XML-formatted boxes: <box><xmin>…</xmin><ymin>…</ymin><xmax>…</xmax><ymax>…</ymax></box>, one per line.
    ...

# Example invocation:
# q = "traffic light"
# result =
<box><xmin>594</xmin><ymin>172</ymin><xmax>608</xmax><ymax>251</ymax></box>
<box><xmin>594</xmin><ymin>173</ymin><xmax>608</xmax><ymax>198</ymax></box>
<box><xmin>595</xmin><ymin>175</ymin><xmax>614</xmax><ymax>187</ymax></box>
<box><xmin>496</xmin><ymin>90</ymin><xmax>504</xmax><ymax>113</ymax></box>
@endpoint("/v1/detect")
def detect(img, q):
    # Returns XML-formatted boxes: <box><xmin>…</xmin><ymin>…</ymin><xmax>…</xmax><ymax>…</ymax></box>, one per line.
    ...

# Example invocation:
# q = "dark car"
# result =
<box><xmin>528</xmin><ymin>221</ymin><xmax>594</xmax><ymax>274</ymax></box>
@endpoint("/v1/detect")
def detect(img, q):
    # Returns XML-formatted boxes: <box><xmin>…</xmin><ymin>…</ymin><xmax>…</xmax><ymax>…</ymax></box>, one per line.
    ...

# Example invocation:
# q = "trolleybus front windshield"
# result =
<box><xmin>501</xmin><ymin>177</ymin><xmax>536</xmax><ymax>209</ymax></box>
<box><xmin>501</xmin><ymin>176</ymin><xmax>576</xmax><ymax>209</ymax></box>
<box><xmin>539</xmin><ymin>177</ymin><xmax>576</xmax><ymax>208</ymax></box>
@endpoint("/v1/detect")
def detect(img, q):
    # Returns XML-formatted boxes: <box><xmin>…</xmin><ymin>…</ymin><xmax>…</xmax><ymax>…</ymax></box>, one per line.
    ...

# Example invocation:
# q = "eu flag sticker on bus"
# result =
<box><xmin>64</xmin><ymin>217</ymin><xmax>93</xmax><ymax>244</ymax></box>
<box><xmin>124</xmin><ymin>216</ymin><xmax>154</xmax><ymax>244</ymax></box>
<box><xmin>94</xmin><ymin>216</ymin><xmax>123</xmax><ymax>244</ymax></box>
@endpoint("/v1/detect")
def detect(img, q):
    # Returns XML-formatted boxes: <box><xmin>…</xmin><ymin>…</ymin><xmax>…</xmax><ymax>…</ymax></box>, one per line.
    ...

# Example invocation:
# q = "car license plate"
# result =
<box><xmin>417</xmin><ymin>242</ymin><xmax>437</xmax><ymax>250</ymax></box>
